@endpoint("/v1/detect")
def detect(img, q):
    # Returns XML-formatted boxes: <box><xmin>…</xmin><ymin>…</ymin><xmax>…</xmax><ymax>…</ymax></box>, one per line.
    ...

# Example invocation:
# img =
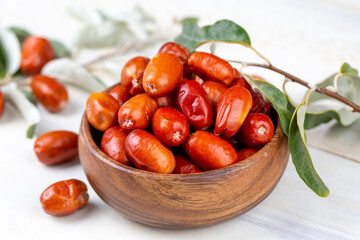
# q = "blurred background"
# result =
<box><xmin>1</xmin><ymin>0</ymin><xmax>359</xmax><ymax>158</ymax></box>
<box><xmin>1</xmin><ymin>0</ymin><xmax>359</xmax><ymax>79</ymax></box>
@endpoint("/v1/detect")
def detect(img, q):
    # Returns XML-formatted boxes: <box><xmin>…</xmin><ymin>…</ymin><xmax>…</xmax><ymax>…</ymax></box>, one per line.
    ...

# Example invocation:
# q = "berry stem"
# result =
<box><xmin>228</xmin><ymin>60</ymin><xmax>360</xmax><ymax>113</ymax></box>
<box><xmin>82</xmin><ymin>32</ymin><xmax>170</xmax><ymax>67</ymax></box>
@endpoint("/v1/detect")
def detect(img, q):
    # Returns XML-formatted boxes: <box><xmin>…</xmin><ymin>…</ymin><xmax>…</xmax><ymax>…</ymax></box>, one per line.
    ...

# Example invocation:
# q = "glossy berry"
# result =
<box><xmin>34</xmin><ymin>131</ymin><xmax>78</xmax><ymax>165</ymax></box>
<box><xmin>175</xmin><ymin>80</ymin><xmax>214</xmax><ymax>130</ymax></box>
<box><xmin>30</xmin><ymin>74</ymin><xmax>68</xmax><ymax>112</ymax></box>
<box><xmin>142</xmin><ymin>52</ymin><xmax>183</xmax><ymax>98</ymax></box>
<box><xmin>214</xmin><ymin>86</ymin><xmax>253</xmax><ymax>139</ymax></box>
<box><xmin>109</xmin><ymin>85</ymin><xmax>130</xmax><ymax>107</ymax></box>
<box><xmin>194</xmin><ymin>75</ymin><xmax>204</xmax><ymax>85</ymax></box>
<box><xmin>239</xmin><ymin>113</ymin><xmax>274</xmax><ymax>147</ymax></box>
<box><xmin>20</xmin><ymin>36</ymin><xmax>54</xmax><ymax>75</ymax></box>
<box><xmin>237</xmin><ymin>148</ymin><xmax>258</xmax><ymax>161</ymax></box>
<box><xmin>101</xmin><ymin>126</ymin><xmax>131</xmax><ymax>165</ymax></box>
<box><xmin>118</xmin><ymin>93</ymin><xmax>158</xmax><ymax>132</ymax></box>
<box><xmin>86</xmin><ymin>93</ymin><xmax>119</xmax><ymax>131</ymax></box>
<box><xmin>158</xmin><ymin>42</ymin><xmax>192</xmax><ymax>78</ymax></box>
<box><xmin>262</xmin><ymin>102</ymin><xmax>273</xmax><ymax>116</ymax></box>
<box><xmin>231</xmin><ymin>77</ymin><xmax>252</xmax><ymax>92</ymax></box>
<box><xmin>185</xmin><ymin>131</ymin><xmax>238</xmax><ymax>170</ymax></box>
<box><xmin>188</xmin><ymin>52</ymin><xmax>234</xmax><ymax>86</ymax></box>
<box><xmin>201</xmin><ymin>81</ymin><xmax>228</xmax><ymax>108</ymax></box>
<box><xmin>40</xmin><ymin>179</ymin><xmax>89</xmax><ymax>216</ymax></box>
<box><xmin>125</xmin><ymin>129</ymin><xmax>175</xmax><ymax>173</ymax></box>
<box><xmin>250</xmin><ymin>92</ymin><xmax>266</xmax><ymax>113</ymax></box>
<box><xmin>152</xmin><ymin>107</ymin><xmax>190</xmax><ymax>147</ymax></box>
<box><xmin>173</xmin><ymin>155</ymin><xmax>203</xmax><ymax>174</ymax></box>
<box><xmin>233</xmin><ymin>68</ymin><xmax>242</xmax><ymax>78</ymax></box>
<box><xmin>121</xmin><ymin>56</ymin><xmax>150</xmax><ymax>95</ymax></box>
<box><xmin>231</xmin><ymin>68</ymin><xmax>252</xmax><ymax>92</ymax></box>
<box><xmin>158</xmin><ymin>42</ymin><xmax>191</xmax><ymax>66</ymax></box>
<box><xmin>157</xmin><ymin>95</ymin><xmax>177</xmax><ymax>108</ymax></box>
<box><xmin>0</xmin><ymin>89</ymin><xmax>4</xmax><ymax>117</ymax></box>
<box><xmin>250</xmin><ymin>92</ymin><xmax>273</xmax><ymax>116</ymax></box>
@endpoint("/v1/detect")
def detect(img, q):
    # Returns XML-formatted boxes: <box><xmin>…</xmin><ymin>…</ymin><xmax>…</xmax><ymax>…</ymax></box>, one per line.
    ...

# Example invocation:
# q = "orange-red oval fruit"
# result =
<box><xmin>142</xmin><ymin>52</ymin><xmax>183</xmax><ymax>98</ymax></box>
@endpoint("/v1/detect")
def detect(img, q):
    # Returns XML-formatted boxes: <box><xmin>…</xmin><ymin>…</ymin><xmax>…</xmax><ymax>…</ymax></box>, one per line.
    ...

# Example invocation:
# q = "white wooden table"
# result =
<box><xmin>0</xmin><ymin>0</ymin><xmax>359</xmax><ymax>239</ymax></box>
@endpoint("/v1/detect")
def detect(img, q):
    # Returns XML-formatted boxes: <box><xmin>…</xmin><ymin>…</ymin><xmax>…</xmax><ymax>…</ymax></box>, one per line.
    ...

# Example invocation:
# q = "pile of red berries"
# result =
<box><xmin>86</xmin><ymin>42</ymin><xmax>275</xmax><ymax>174</ymax></box>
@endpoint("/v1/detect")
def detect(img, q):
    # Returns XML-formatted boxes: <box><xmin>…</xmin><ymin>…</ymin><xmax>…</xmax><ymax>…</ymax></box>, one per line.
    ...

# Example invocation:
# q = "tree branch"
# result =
<box><xmin>83</xmin><ymin>32</ymin><xmax>170</xmax><ymax>67</ymax></box>
<box><xmin>228</xmin><ymin>60</ymin><xmax>360</xmax><ymax>113</ymax></box>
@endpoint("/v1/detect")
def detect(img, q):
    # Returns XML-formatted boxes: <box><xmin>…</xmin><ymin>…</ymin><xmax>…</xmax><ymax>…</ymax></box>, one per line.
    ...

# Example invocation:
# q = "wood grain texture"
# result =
<box><xmin>78</xmin><ymin>84</ymin><xmax>290</xmax><ymax>229</ymax></box>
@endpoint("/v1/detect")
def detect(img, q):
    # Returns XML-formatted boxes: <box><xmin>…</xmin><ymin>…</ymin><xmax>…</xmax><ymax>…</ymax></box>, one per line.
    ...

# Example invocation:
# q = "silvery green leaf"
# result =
<box><xmin>2</xmin><ymin>82</ymin><xmax>40</xmax><ymax>138</ymax></box>
<box><xmin>50</xmin><ymin>40</ymin><xmax>70</xmax><ymax>58</ymax></box>
<box><xmin>304</xmin><ymin>72</ymin><xmax>360</xmax><ymax>128</ymax></box>
<box><xmin>178</xmin><ymin>17</ymin><xmax>199</xmax><ymax>24</ymax></box>
<box><xmin>18</xmin><ymin>87</ymin><xmax>36</xmax><ymax>105</ymax></box>
<box><xmin>304</xmin><ymin>104</ymin><xmax>360</xmax><ymax>129</ymax></box>
<box><xmin>308</xmin><ymin>74</ymin><xmax>359</xmax><ymax>104</ymax></box>
<box><xmin>100</xmin><ymin>7</ymin><xmax>157</xmax><ymax>41</ymax></box>
<box><xmin>68</xmin><ymin>8</ymin><xmax>103</xmax><ymax>25</ymax></box>
<box><xmin>340</xmin><ymin>62</ymin><xmax>358</xmax><ymax>75</ymax></box>
<box><xmin>289</xmin><ymin>100</ymin><xmax>330</xmax><ymax>197</ymax></box>
<box><xmin>41</xmin><ymin>58</ymin><xmax>107</xmax><ymax>92</ymax></box>
<box><xmin>134</xmin><ymin>6</ymin><xmax>158</xmax><ymax>32</ymax></box>
<box><xmin>0</xmin><ymin>28</ymin><xmax>21</xmax><ymax>76</ymax></box>
<box><xmin>74</xmin><ymin>21</ymin><xmax>134</xmax><ymax>49</ymax></box>
<box><xmin>8</xmin><ymin>26</ymin><xmax>30</xmax><ymax>44</ymax></box>
<box><xmin>0</xmin><ymin>53</ymin><xmax>5</xmax><ymax>79</ymax></box>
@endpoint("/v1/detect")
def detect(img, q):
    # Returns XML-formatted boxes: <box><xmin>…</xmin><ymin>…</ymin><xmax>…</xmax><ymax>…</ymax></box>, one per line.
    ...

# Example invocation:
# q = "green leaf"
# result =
<box><xmin>0</xmin><ymin>29</ymin><xmax>21</xmax><ymax>76</ymax></box>
<box><xmin>243</xmin><ymin>75</ymin><xmax>293</xmax><ymax>135</ymax></box>
<box><xmin>0</xmin><ymin>52</ymin><xmax>5</xmax><ymax>79</ymax></box>
<box><xmin>304</xmin><ymin>72</ymin><xmax>360</xmax><ymax>129</ymax></box>
<box><xmin>308</xmin><ymin>74</ymin><xmax>359</xmax><ymax>104</ymax></box>
<box><xmin>73</xmin><ymin>7</ymin><xmax>157</xmax><ymax>49</ymax></box>
<box><xmin>50</xmin><ymin>40</ymin><xmax>70</xmax><ymax>58</ymax></box>
<box><xmin>74</xmin><ymin>21</ymin><xmax>133</xmax><ymax>49</ymax></box>
<box><xmin>41</xmin><ymin>58</ymin><xmax>107</xmax><ymax>92</ymax></box>
<box><xmin>289</xmin><ymin>100</ymin><xmax>330</xmax><ymax>197</ymax></box>
<box><xmin>27</xmin><ymin>124</ymin><xmax>37</xmax><ymax>138</ymax></box>
<box><xmin>2</xmin><ymin>82</ymin><xmax>40</xmax><ymax>138</ymax></box>
<box><xmin>340</xmin><ymin>62</ymin><xmax>358</xmax><ymax>75</ymax></box>
<box><xmin>69</xmin><ymin>7</ymin><xmax>104</xmax><ymax>25</ymax></box>
<box><xmin>8</xmin><ymin>26</ymin><xmax>30</xmax><ymax>44</ymax></box>
<box><xmin>178</xmin><ymin>17</ymin><xmax>198</xmax><ymax>24</ymax></box>
<box><xmin>18</xmin><ymin>87</ymin><xmax>36</xmax><ymax>105</ymax></box>
<box><xmin>99</xmin><ymin>7</ymin><xmax>157</xmax><ymax>41</ymax></box>
<box><xmin>304</xmin><ymin>107</ymin><xmax>360</xmax><ymax>129</ymax></box>
<box><xmin>175</xmin><ymin>19</ymin><xmax>251</xmax><ymax>52</ymax></box>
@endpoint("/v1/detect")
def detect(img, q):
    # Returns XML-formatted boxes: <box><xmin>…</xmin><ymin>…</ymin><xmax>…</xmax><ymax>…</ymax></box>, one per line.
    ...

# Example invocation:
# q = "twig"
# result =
<box><xmin>83</xmin><ymin>32</ymin><xmax>170</xmax><ymax>67</ymax></box>
<box><xmin>249</xmin><ymin>46</ymin><xmax>271</xmax><ymax>66</ymax></box>
<box><xmin>304</xmin><ymin>88</ymin><xmax>315</xmax><ymax>104</ymax></box>
<box><xmin>0</xmin><ymin>75</ymin><xmax>13</xmax><ymax>87</ymax></box>
<box><xmin>195</xmin><ymin>41</ymin><xmax>272</xmax><ymax>66</ymax></box>
<box><xmin>0</xmin><ymin>75</ymin><xmax>32</xmax><ymax>87</ymax></box>
<box><xmin>83</xmin><ymin>41</ymin><xmax>135</xmax><ymax>67</ymax></box>
<box><xmin>333</xmin><ymin>73</ymin><xmax>342</xmax><ymax>92</ymax></box>
<box><xmin>228</xmin><ymin>60</ymin><xmax>360</xmax><ymax>113</ymax></box>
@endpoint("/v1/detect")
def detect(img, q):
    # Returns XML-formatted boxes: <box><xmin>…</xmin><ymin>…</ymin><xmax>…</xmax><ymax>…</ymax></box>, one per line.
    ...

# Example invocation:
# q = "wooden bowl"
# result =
<box><xmin>78</xmin><ymin>85</ymin><xmax>290</xmax><ymax>229</ymax></box>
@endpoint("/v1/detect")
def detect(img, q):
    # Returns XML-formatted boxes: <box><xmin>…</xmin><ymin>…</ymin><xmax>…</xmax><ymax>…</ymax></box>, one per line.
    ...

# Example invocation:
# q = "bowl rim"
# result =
<box><xmin>80</xmin><ymin>84</ymin><xmax>286</xmax><ymax>180</ymax></box>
